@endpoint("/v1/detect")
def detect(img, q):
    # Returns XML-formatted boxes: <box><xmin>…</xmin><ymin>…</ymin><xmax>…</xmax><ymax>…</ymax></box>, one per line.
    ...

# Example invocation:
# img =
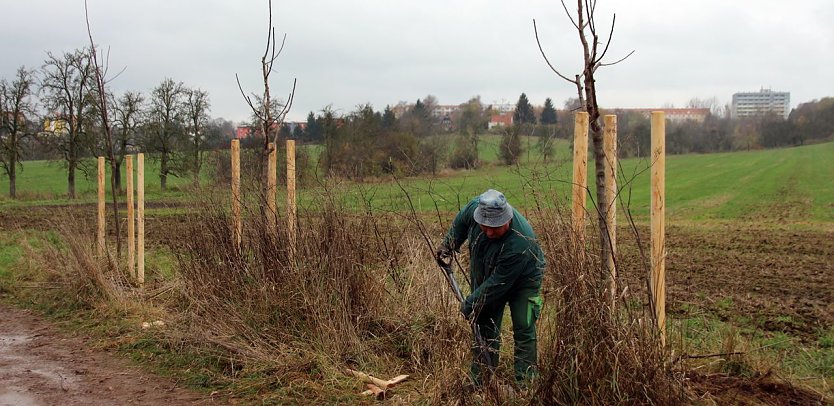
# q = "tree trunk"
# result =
<box><xmin>68</xmin><ymin>160</ymin><xmax>76</xmax><ymax>199</ymax></box>
<box><xmin>114</xmin><ymin>160</ymin><xmax>122</xmax><ymax>194</ymax></box>
<box><xmin>160</xmin><ymin>154</ymin><xmax>168</xmax><ymax>191</ymax></box>
<box><xmin>193</xmin><ymin>147</ymin><xmax>200</xmax><ymax>187</ymax></box>
<box><xmin>9</xmin><ymin>160</ymin><xmax>16</xmax><ymax>199</ymax></box>
<box><xmin>584</xmin><ymin>73</ymin><xmax>611</xmax><ymax>266</ymax></box>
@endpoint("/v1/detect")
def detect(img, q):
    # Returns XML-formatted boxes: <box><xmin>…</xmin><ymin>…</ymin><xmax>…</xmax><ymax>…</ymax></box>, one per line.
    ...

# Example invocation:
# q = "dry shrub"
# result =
<box><xmin>530</xmin><ymin>200</ymin><xmax>684</xmax><ymax>405</ymax></box>
<box><xmin>174</xmin><ymin>185</ymin><xmax>473</xmax><ymax>400</ymax></box>
<box><xmin>18</xmin><ymin>220</ymin><xmax>131</xmax><ymax>309</ymax></box>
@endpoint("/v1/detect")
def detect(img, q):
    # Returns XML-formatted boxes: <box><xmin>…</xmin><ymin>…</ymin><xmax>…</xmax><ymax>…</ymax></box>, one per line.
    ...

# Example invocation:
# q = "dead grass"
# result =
<box><xmin>9</xmin><ymin>184</ymin><xmax>689</xmax><ymax>404</ymax></box>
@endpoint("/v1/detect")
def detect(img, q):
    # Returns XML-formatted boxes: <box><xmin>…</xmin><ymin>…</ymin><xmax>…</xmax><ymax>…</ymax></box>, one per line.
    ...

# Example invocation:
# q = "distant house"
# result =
<box><xmin>431</xmin><ymin>105</ymin><xmax>460</xmax><ymax>119</ymax></box>
<box><xmin>43</xmin><ymin>116</ymin><xmax>70</xmax><ymax>135</ymax></box>
<box><xmin>235</xmin><ymin>126</ymin><xmax>253</xmax><ymax>139</ymax></box>
<box><xmin>488</xmin><ymin>113</ymin><xmax>513</xmax><ymax>129</ymax></box>
<box><xmin>617</xmin><ymin>108</ymin><xmax>710</xmax><ymax>123</ymax></box>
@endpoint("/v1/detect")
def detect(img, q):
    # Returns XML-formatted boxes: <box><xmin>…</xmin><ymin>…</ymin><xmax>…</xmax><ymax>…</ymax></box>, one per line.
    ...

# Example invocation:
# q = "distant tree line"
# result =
<box><xmin>0</xmin><ymin>49</ymin><xmax>235</xmax><ymax>198</ymax></box>
<box><xmin>3</xmin><ymin>51</ymin><xmax>834</xmax><ymax>198</ymax></box>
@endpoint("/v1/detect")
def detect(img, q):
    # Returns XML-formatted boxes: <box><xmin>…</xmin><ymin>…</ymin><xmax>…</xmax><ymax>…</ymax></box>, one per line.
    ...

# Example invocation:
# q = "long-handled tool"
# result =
<box><xmin>436</xmin><ymin>256</ymin><xmax>494</xmax><ymax>372</ymax></box>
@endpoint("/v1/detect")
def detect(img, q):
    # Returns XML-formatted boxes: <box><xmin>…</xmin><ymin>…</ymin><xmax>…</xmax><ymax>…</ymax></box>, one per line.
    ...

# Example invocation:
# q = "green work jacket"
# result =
<box><xmin>443</xmin><ymin>198</ymin><xmax>545</xmax><ymax>314</ymax></box>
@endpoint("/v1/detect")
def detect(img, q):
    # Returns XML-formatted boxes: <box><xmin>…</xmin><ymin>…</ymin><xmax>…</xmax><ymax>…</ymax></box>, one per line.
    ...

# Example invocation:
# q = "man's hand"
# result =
<box><xmin>435</xmin><ymin>241</ymin><xmax>453</xmax><ymax>263</ymax></box>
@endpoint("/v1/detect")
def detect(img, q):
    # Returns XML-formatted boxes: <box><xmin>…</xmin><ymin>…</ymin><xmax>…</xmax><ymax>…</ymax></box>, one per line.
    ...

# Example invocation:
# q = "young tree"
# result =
<box><xmin>145</xmin><ymin>78</ymin><xmax>186</xmax><ymax>190</ymax></box>
<box><xmin>513</xmin><ymin>92</ymin><xmax>536</xmax><ymax>125</ymax></box>
<box><xmin>184</xmin><ymin>87</ymin><xmax>210</xmax><ymax>186</ymax></box>
<box><xmin>381</xmin><ymin>105</ymin><xmax>397</xmax><ymax>130</ymax></box>
<box><xmin>291</xmin><ymin>124</ymin><xmax>303</xmax><ymax>140</ymax></box>
<box><xmin>457</xmin><ymin>96</ymin><xmax>488</xmax><ymax>136</ymax></box>
<box><xmin>111</xmin><ymin>90</ymin><xmax>144</xmax><ymax>191</ymax></box>
<box><xmin>499</xmin><ymin>127</ymin><xmax>523</xmax><ymax>165</ymax></box>
<box><xmin>39</xmin><ymin>48</ymin><xmax>95</xmax><ymax>199</ymax></box>
<box><xmin>537</xmin><ymin>97</ymin><xmax>559</xmax><ymax>162</ymax></box>
<box><xmin>0</xmin><ymin>67</ymin><xmax>36</xmax><ymax>199</ymax></box>
<box><xmin>540</xmin><ymin>97</ymin><xmax>558</xmax><ymax>125</ymax></box>
<box><xmin>400</xmin><ymin>98</ymin><xmax>433</xmax><ymax>137</ymax></box>
<box><xmin>236</xmin><ymin>0</ymin><xmax>296</xmax><ymax>187</ymax></box>
<box><xmin>304</xmin><ymin>111</ymin><xmax>321</xmax><ymax>142</ymax></box>
<box><xmin>85</xmin><ymin>1</ymin><xmax>123</xmax><ymax>254</ymax></box>
<box><xmin>535</xmin><ymin>0</ymin><xmax>633</xmax><ymax>270</ymax></box>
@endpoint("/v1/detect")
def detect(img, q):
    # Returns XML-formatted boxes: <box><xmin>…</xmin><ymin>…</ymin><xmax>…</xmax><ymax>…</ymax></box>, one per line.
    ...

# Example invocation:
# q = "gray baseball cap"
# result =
<box><xmin>473</xmin><ymin>189</ymin><xmax>514</xmax><ymax>227</ymax></box>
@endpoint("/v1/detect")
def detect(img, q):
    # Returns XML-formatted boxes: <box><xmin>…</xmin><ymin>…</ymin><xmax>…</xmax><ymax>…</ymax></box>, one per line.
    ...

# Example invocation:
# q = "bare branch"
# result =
<box><xmin>595</xmin><ymin>13</ymin><xmax>617</xmax><ymax>64</ymax></box>
<box><xmin>268</xmin><ymin>33</ymin><xmax>288</xmax><ymax>66</ymax></box>
<box><xmin>262</xmin><ymin>0</ymin><xmax>273</xmax><ymax>62</ymax></box>
<box><xmin>598</xmin><ymin>49</ymin><xmax>635</xmax><ymax>67</ymax></box>
<box><xmin>559</xmin><ymin>0</ymin><xmax>580</xmax><ymax>30</ymax></box>
<box><xmin>235</xmin><ymin>73</ymin><xmax>257</xmax><ymax>112</ymax></box>
<box><xmin>533</xmin><ymin>19</ymin><xmax>578</xmax><ymax>84</ymax></box>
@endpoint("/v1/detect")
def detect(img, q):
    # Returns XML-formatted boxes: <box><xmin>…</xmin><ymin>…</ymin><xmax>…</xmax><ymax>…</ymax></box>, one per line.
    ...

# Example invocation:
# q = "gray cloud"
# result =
<box><xmin>2</xmin><ymin>0</ymin><xmax>831</xmax><ymax>123</ymax></box>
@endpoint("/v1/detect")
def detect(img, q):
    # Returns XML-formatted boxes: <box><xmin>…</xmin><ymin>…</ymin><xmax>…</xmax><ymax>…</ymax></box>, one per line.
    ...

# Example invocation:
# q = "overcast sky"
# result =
<box><xmin>2</xmin><ymin>0</ymin><xmax>832</xmax><ymax>123</ymax></box>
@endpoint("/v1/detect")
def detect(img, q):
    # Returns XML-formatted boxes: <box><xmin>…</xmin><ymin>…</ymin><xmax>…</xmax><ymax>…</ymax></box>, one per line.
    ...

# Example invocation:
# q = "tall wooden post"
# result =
<box><xmin>286</xmin><ymin>139</ymin><xmax>297</xmax><ymax>251</ymax></box>
<box><xmin>231</xmin><ymin>139</ymin><xmax>241</xmax><ymax>248</ymax></box>
<box><xmin>126</xmin><ymin>156</ymin><xmax>135</xmax><ymax>280</ymax></box>
<box><xmin>604</xmin><ymin>115</ymin><xmax>618</xmax><ymax>303</ymax></box>
<box><xmin>651</xmin><ymin>112</ymin><xmax>667</xmax><ymax>345</ymax></box>
<box><xmin>572</xmin><ymin>112</ymin><xmax>589</xmax><ymax>241</ymax></box>
<box><xmin>137</xmin><ymin>153</ymin><xmax>145</xmax><ymax>286</ymax></box>
<box><xmin>97</xmin><ymin>157</ymin><xmax>105</xmax><ymax>256</ymax></box>
<box><xmin>267</xmin><ymin>142</ymin><xmax>277</xmax><ymax>229</ymax></box>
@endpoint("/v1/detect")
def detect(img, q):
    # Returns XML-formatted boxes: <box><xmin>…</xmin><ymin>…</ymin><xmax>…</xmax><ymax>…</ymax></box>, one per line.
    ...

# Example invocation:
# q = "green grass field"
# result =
<box><xmin>1</xmin><ymin>138</ymin><xmax>832</xmax><ymax>223</ymax></box>
<box><xmin>324</xmin><ymin>139</ymin><xmax>834</xmax><ymax>223</ymax></box>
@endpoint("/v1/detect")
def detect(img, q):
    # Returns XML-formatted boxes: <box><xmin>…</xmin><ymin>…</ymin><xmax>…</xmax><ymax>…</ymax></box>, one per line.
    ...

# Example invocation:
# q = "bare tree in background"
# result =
<box><xmin>85</xmin><ymin>0</ymin><xmax>122</xmax><ymax>255</ymax></box>
<box><xmin>534</xmin><ymin>0</ymin><xmax>633</xmax><ymax>275</ymax></box>
<box><xmin>184</xmin><ymin>87</ymin><xmax>210</xmax><ymax>187</ymax></box>
<box><xmin>0</xmin><ymin>67</ymin><xmax>36</xmax><ymax>199</ymax></box>
<box><xmin>145</xmin><ymin>78</ymin><xmax>186</xmax><ymax>191</ymax></box>
<box><xmin>112</xmin><ymin>90</ymin><xmax>144</xmax><ymax>191</ymax></box>
<box><xmin>236</xmin><ymin>0</ymin><xmax>296</xmax><ymax>184</ymax></box>
<box><xmin>40</xmin><ymin>48</ymin><xmax>95</xmax><ymax>199</ymax></box>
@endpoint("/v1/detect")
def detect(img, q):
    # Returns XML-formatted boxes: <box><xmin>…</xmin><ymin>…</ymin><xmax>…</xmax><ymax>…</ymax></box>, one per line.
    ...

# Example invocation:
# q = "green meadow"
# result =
<box><xmin>1</xmin><ymin>137</ymin><xmax>832</xmax><ymax>223</ymax></box>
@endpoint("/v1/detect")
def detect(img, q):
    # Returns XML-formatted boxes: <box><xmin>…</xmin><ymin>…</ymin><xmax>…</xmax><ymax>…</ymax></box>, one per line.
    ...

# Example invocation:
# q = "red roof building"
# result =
<box><xmin>488</xmin><ymin>113</ymin><xmax>514</xmax><ymax>129</ymax></box>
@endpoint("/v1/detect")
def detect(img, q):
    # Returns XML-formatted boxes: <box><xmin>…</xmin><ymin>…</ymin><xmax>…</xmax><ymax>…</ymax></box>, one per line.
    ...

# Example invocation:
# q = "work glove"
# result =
<box><xmin>435</xmin><ymin>241</ymin><xmax>453</xmax><ymax>263</ymax></box>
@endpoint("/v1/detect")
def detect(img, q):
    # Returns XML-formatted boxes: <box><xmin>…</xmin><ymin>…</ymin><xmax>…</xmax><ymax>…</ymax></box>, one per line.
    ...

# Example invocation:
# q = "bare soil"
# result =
<box><xmin>617</xmin><ymin>223</ymin><xmax>834</xmax><ymax>339</ymax></box>
<box><xmin>686</xmin><ymin>371</ymin><xmax>827</xmax><ymax>405</ymax></box>
<box><xmin>0</xmin><ymin>303</ymin><xmax>217</xmax><ymax>406</ymax></box>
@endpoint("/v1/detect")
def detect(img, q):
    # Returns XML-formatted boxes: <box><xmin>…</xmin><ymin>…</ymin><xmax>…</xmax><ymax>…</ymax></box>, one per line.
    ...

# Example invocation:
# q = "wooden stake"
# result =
<box><xmin>137</xmin><ymin>153</ymin><xmax>145</xmax><ymax>286</ymax></box>
<box><xmin>126</xmin><ymin>155</ymin><xmax>135</xmax><ymax>280</ymax></box>
<box><xmin>651</xmin><ymin>111</ymin><xmax>666</xmax><ymax>346</ymax></box>
<box><xmin>572</xmin><ymin>112</ymin><xmax>589</xmax><ymax>241</ymax></box>
<box><xmin>286</xmin><ymin>139</ymin><xmax>297</xmax><ymax>250</ymax></box>
<box><xmin>97</xmin><ymin>157</ymin><xmax>105</xmax><ymax>256</ymax></box>
<box><xmin>603</xmin><ymin>115</ymin><xmax>618</xmax><ymax>303</ymax></box>
<box><xmin>231</xmin><ymin>139</ymin><xmax>241</xmax><ymax>249</ymax></box>
<box><xmin>362</xmin><ymin>384</ymin><xmax>385</xmax><ymax>399</ymax></box>
<box><xmin>267</xmin><ymin>142</ymin><xmax>277</xmax><ymax>229</ymax></box>
<box><xmin>346</xmin><ymin>368</ymin><xmax>408</xmax><ymax>391</ymax></box>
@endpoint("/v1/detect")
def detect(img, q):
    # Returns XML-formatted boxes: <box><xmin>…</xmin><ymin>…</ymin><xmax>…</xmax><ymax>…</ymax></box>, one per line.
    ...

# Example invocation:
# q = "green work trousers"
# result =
<box><xmin>470</xmin><ymin>276</ymin><xmax>543</xmax><ymax>384</ymax></box>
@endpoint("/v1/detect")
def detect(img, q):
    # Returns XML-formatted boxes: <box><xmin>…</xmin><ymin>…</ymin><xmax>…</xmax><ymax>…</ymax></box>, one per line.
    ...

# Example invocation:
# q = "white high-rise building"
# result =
<box><xmin>731</xmin><ymin>89</ymin><xmax>790</xmax><ymax>119</ymax></box>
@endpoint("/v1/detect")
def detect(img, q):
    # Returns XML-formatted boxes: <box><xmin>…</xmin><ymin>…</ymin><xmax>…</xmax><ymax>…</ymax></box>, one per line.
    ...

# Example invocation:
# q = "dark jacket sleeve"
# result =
<box><xmin>462</xmin><ymin>248</ymin><xmax>530</xmax><ymax>314</ymax></box>
<box><xmin>443</xmin><ymin>198</ymin><xmax>478</xmax><ymax>252</ymax></box>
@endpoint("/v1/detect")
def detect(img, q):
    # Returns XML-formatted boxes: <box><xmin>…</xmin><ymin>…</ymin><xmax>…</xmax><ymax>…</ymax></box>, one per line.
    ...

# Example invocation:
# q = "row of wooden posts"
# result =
<box><xmin>571</xmin><ymin>111</ymin><xmax>666</xmax><ymax>345</ymax></box>
<box><xmin>97</xmin><ymin>154</ymin><xmax>145</xmax><ymax>285</ymax></box>
<box><xmin>96</xmin><ymin>140</ymin><xmax>299</xmax><ymax>287</ymax></box>
<box><xmin>98</xmin><ymin>116</ymin><xmax>664</xmax><ymax>342</ymax></box>
<box><xmin>230</xmin><ymin>139</ymin><xmax>298</xmax><ymax>249</ymax></box>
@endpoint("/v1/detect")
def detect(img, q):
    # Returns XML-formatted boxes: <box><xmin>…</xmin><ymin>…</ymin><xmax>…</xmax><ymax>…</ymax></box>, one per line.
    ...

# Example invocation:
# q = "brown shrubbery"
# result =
<box><xmin>18</xmin><ymin>185</ymin><xmax>684</xmax><ymax>404</ymax></box>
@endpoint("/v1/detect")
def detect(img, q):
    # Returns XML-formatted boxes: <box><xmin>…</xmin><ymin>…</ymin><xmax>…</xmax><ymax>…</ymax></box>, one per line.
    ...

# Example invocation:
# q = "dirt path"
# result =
<box><xmin>0</xmin><ymin>304</ymin><xmax>216</xmax><ymax>406</ymax></box>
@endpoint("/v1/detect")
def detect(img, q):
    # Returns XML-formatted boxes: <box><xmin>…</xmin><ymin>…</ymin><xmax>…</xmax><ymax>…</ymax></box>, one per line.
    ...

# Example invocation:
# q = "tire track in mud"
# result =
<box><xmin>0</xmin><ymin>303</ymin><xmax>217</xmax><ymax>406</ymax></box>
